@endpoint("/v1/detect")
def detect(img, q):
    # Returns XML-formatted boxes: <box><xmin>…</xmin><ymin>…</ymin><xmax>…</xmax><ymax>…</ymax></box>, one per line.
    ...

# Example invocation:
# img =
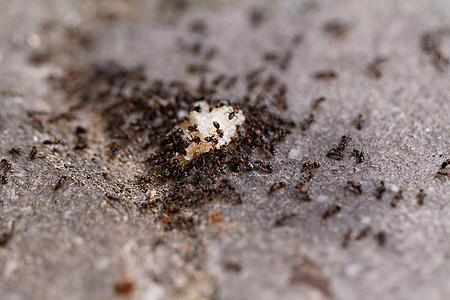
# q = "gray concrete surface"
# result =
<box><xmin>0</xmin><ymin>0</ymin><xmax>449</xmax><ymax>299</ymax></box>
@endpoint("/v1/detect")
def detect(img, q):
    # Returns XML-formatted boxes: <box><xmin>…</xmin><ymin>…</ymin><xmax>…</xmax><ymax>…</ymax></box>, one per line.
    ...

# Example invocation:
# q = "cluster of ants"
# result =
<box><xmin>325</xmin><ymin>135</ymin><xmax>365</xmax><ymax>164</ymax></box>
<box><xmin>268</xmin><ymin>160</ymin><xmax>321</xmax><ymax>202</ymax></box>
<box><xmin>342</xmin><ymin>226</ymin><xmax>387</xmax><ymax>248</ymax></box>
<box><xmin>37</xmin><ymin>17</ymin><xmax>447</xmax><ymax>237</ymax></box>
<box><xmin>54</xmin><ymin>61</ymin><xmax>295</xmax><ymax>230</ymax></box>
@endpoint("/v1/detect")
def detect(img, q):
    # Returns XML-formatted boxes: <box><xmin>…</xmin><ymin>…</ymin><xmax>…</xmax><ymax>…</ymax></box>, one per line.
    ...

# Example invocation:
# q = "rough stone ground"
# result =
<box><xmin>0</xmin><ymin>0</ymin><xmax>449</xmax><ymax>299</ymax></box>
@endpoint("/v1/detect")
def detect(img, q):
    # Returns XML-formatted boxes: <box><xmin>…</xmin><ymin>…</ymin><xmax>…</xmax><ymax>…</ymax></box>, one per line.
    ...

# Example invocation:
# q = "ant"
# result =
<box><xmin>313</xmin><ymin>70</ymin><xmax>337</xmax><ymax>80</ymax></box>
<box><xmin>417</xmin><ymin>189</ymin><xmax>425</xmax><ymax>205</ymax></box>
<box><xmin>375</xmin><ymin>231</ymin><xmax>387</xmax><ymax>247</ymax></box>
<box><xmin>43</xmin><ymin>139</ymin><xmax>65</xmax><ymax>146</ymax></box>
<box><xmin>110</xmin><ymin>142</ymin><xmax>119</xmax><ymax>156</ymax></box>
<box><xmin>337</xmin><ymin>135</ymin><xmax>352</xmax><ymax>151</ymax></box>
<box><xmin>323</xmin><ymin>20</ymin><xmax>349</xmax><ymax>38</ymax></box>
<box><xmin>375</xmin><ymin>181</ymin><xmax>386</xmax><ymax>199</ymax></box>
<box><xmin>351</xmin><ymin>149</ymin><xmax>365</xmax><ymax>163</ymax></box>
<box><xmin>255</xmin><ymin>160</ymin><xmax>273</xmax><ymax>173</ymax></box>
<box><xmin>191</xmin><ymin>104</ymin><xmax>202</xmax><ymax>113</ymax></box>
<box><xmin>297</xmin><ymin>185</ymin><xmax>311</xmax><ymax>201</ymax></box>
<box><xmin>9</xmin><ymin>147</ymin><xmax>24</xmax><ymax>156</ymax></box>
<box><xmin>213</xmin><ymin>122</ymin><xmax>224</xmax><ymax>137</ymax></box>
<box><xmin>191</xmin><ymin>136</ymin><xmax>201</xmax><ymax>144</ymax></box>
<box><xmin>29</xmin><ymin>146</ymin><xmax>38</xmax><ymax>160</ymax></box>
<box><xmin>301</xmin><ymin>97</ymin><xmax>326</xmax><ymax>131</ymax></box>
<box><xmin>228</xmin><ymin>106</ymin><xmax>239</xmax><ymax>120</ymax></box>
<box><xmin>355</xmin><ymin>114</ymin><xmax>365</xmax><ymax>130</ymax></box>
<box><xmin>188</xmin><ymin>124</ymin><xmax>199</xmax><ymax>132</ymax></box>
<box><xmin>269</xmin><ymin>182</ymin><xmax>285</xmax><ymax>194</ymax></box>
<box><xmin>264</xmin><ymin>143</ymin><xmax>276</xmax><ymax>155</ymax></box>
<box><xmin>367</xmin><ymin>57</ymin><xmax>387</xmax><ymax>79</ymax></box>
<box><xmin>0</xmin><ymin>159</ymin><xmax>11</xmax><ymax>184</ymax></box>
<box><xmin>342</xmin><ymin>229</ymin><xmax>352</xmax><ymax>248</ymax></box>
<box><xmin>327</xmin><ymin>135</ymin><xmax>351</xmax><ymax>160</ymax></box>
<box><xmin>326</xmin><ymin>149</ymin><xmax>344</xmax><ymax>160</ymax></box>
<box><xmin>391</xmin><ymin>190</ymin><xmax>403</xmax><ymax>207</ymax></box>
<box><xmin>304</xmin><ymin>172</ymin><xmax>313</xmax><ymax>181</ymax></box>
<box><xmin>1</xmin><ymin>159</ymin><xmax>11</xmax><ymax>173</ymax></box>
<box><xmin>301</xmin><ymin>161</ymin><xmax>320</xmax><ymax>172</ymax></box>
<box><xmin>74</xmin><ymin>126</ymin><xmax>88</xmax><ymax>150</ymax></box>
<box><xmin>274</xmin><ymin>213</ymin><xmax>297</xmax><ymax>227</ymax></box>
<box><xmin>115</xmin><ymin>280</ymin><xmax>135</xmax><ymax>296</ymax></box>
<box><xmin>355</xmin><ymin>226</ymin><xmax>372</xmax><ymax>240</ymax></box>
<box><xmin>322</xmin><ymin>204</ymin><xmax>341</xmax><ymax>219</ymax></box>
<box><xmin>301</xmin><ymin>115</ymin><xmax>314</xmax><ymax>131</ymax></box>
<box><xmin>437</xmin><ymin>159</ymin><xmax>449</xmax><ymax>178</ymax></box>
<box><xmin>54</xmin><ymin>176</ymin><xmax>68</xmax><ymax>191</ymax></box>
<box><xmin>347</xmin><ymin>181</ymin><xmax>362</xmax><ymax>195</ymax></box>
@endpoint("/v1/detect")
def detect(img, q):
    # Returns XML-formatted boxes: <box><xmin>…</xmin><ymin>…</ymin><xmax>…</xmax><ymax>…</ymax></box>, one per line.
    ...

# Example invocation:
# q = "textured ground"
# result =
<box><xmin>0</xmin><ymin>0</ymin><xmax>449</xmax><ymax>299</ymax></box>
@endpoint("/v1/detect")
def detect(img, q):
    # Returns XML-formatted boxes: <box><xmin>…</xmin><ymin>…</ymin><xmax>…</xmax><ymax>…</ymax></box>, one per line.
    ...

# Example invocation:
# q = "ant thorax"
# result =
<box><xmin>178</xmin><ymin>101</ymin><xmax>245</xmax><ymax>161</ymax></box>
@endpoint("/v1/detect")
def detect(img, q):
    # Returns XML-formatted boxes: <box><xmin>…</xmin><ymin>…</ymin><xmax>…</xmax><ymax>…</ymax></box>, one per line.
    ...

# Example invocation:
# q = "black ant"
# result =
<box><xmin>367</xmin><ymin>57</ymin><xmax>387</xmax><ymax>79</ymax></box>
<box><xmin>304</xmin><ymin>172</ymin><xmax>313</xmax><ymax>181</ymax></box>
<box><xmin>1</xmin><ymin>159</ymin><xmax>11</xmax><ymax>173</ymax></box>
<box><xmin>188</xmin><ymin>124</ymin><xmax>199</xmax><ymax>132</ymax></box>
<box><xmin>191</xmin><ymin>104</ymin><xmax>202</xmax><ymax>113</ymax></box>
<box><xmin>43</xmin><ymin>139</ymin><xmax>65</xmax><ymax>146</ymax></box>
<box><xmin>301</xmin><ymin>97</ymin><xmax>326</xmax><ymax>131</ymax></box>
<box><xmin>301</xmin><ymin>114</ymin><xmax>314</xmax><ymax>131</ymax></box>
<box><xmin>54</xmin><ymin>176</ymin><xmax>68</xmax><ymax>191</ymax></box>
<box><xmin>213</xmin><ymin>121</ymin><xmax>220</xmax><ymax>129</ymax></box>
<box><xmin>268</xmin><ymin>182</ymin><xmax>285</xmax><ymax>194</ymax></box>
<box><xmin>110</xmin><ymin>142</ymin><xmax>119</xmax><ymax>156</ymax></box>
<box><xmin>355</xmin><ymin>226</ymin><xmax>372</xmax><ymax>240</ymax></box>
<box><xmin>391</xmin><ymin>190</ymin><xmax>403</xmax><ymax>207</ymax></box>
<box><xmin>264</xmin><ymin>143</ymin><xmax>276</xmax><ymax>155</ymax></box>
<box><xmin>437</xmin><ymin>159</ymin><xmax>450</xmax><ymax>177</ymax></box>
<box><xmin>0</xmin><ymin>159</ymin><xmax>11</xmax><ymax>185</ymax></box>
<box><xmin>337</xmin><ymin>135</ymin><xmax>352</xmax><ymax>151</ymax></box>
<box><xmin>9</xmin><ymin>147</ymin><xmax>24</xmax><ymax>156</ymax></box>
<box><xmin>297</xmin><ymin>185</ymin><xmax>311</xmax><ymax>202</ymax></box>
<box><xmin>375</xmin><ymin>231</ymin><xmax>387</xmax><ymax>247</ymax></box>
<box><xmin>322</xmin><ymin>205</ymin><xmax>341</xmax><ymax>219</ymax></box>
<box><xmin>274</xmin><ymin>213</ymin><xmax>297</xmax><ymax>227</ymax></box>
<box><xmin>327</xmin><ymin>135</ymin><xmax>351</xmax><ymax>160</ymax></box>
<box><xmin>375</xmin><ymin>181</ymin><xmax>386</xmax><ymax>200</ymax></box>
<box><xmin>228</xmin><ymin>107</ymin><xmax>239</xmax><ymax>120</ymax></box>
<box><xmin>342</xmin><ymin>229</ymin><xmax>352</xmax><ymax>248</ymax></box>
<box><xmin>301</xmin><ymin>161</ymin><xmax>320</xmax><ymax>172</ymax></box>
<box><xmin>347</xmin><ymin>181</ymin><xmax>362</xmax><ymax>195</ymax></box>
<box><xmin>323</xmin><ymin>20</ymin><xmax>349</xmax><ymax>38</ymax></box>
<box><xmin>74</xmin><ymin>126</ymin><xmax>88</xmax><ymax>150</ymax></box>
<box><xmin>29</xmin><ymin>146</ymin><xmax>38</xmax><ymax>160</ymax></box>
<box><xmin>351</xmin><ymin>149</ymin><xmax>365</xmax><ymax>163</ymax></box>
<box><xmin>355</xmin><ymin>114</ymin><xmax>365</xmax><ymax>130</ymax></box>
<box><xmin>326</xmin><ymin>149</ymin><xmax>344</xmax><ymax>160</ymax></box>
<box><xmin>417</xmin><ymin>189</ymin><xmax>425</xmax><ymax>205</ymax></box>
<box><xmin>255</xmin><ymin>160</ymin><xmax>273</xmax><ymax>173</ymax></box>
<box><xmin>313</xmin><ymin>70</ymin><xmax>337</xmax><ymax>80</ymax></box>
